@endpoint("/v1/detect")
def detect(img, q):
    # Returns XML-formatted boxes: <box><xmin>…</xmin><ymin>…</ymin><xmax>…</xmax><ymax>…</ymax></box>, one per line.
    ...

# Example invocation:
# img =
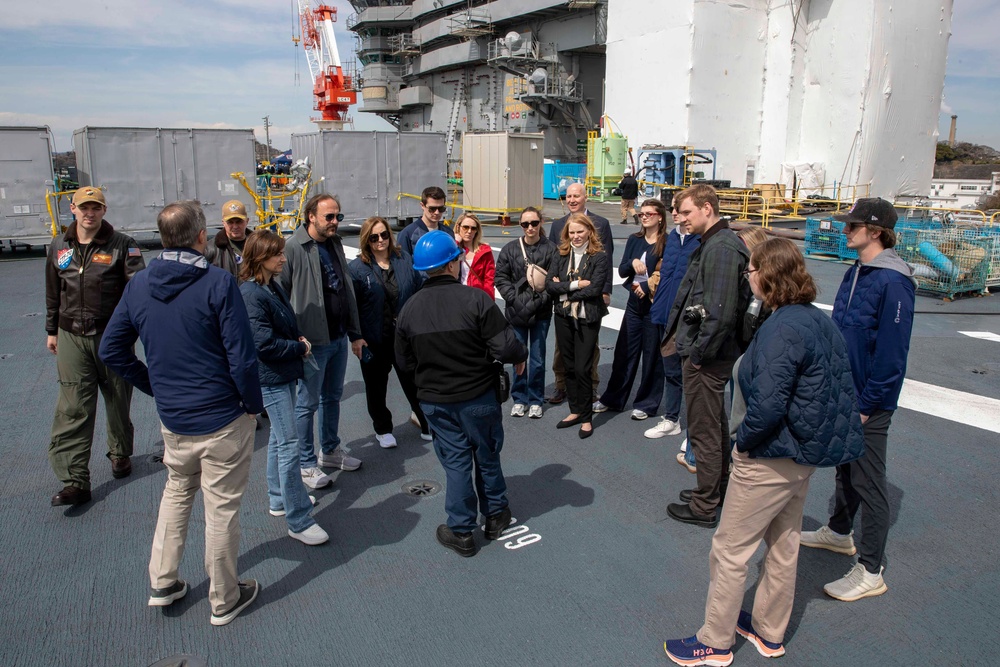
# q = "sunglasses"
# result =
<box><xmin>520</xmin><ymin>219</ymin><xmax>541</xmax><ymax>228</ymax></box>
<box><xmin>325</xmin><ymin>213</ymin><xmax>344</xmax><ymax>222</ymax></box>
<box><xmin>426</xmin><ymin>205</ymin><xmax>447</xmax><ymax>213</ymax></box>
<box><xmin>459</xmin><ymin>224</ymin><xmax>478</xmax><ymax>232</ymax></box>
<box><xmin>368</xmin><ymin>230</ymin><xmax>390</xmax><ymax>244</ymax></box>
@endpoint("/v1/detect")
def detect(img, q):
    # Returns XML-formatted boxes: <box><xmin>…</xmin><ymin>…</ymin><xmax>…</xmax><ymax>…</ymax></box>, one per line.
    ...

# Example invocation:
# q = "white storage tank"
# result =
<box><xmin>0</xmin><ymin>126</ymin><xmax>58</xmax><ymax>244</ymax></box>
<box><xmin>73</xmin><ymin>127</ymin><xmax>256</xmax><ymax>237</ymax></box>
<box><xmin>462</xmin><ymin>132</ymin><xmax>544</xmax><ymax>213</ymax></box>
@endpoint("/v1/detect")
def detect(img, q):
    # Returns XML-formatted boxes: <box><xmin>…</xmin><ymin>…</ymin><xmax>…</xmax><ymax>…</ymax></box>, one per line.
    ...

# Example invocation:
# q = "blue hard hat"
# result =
<box><xmin>413</xmin><ymin>230</ymin><xmax>462</xmax><ymax>271</ymax></box>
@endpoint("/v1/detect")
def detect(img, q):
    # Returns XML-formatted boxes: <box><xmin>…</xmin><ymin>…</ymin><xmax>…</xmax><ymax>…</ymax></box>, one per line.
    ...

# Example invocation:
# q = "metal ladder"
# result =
<box><xmin>446</xmin><ymin>80</ymin><xmax>466</xmax><ymax>158</ymax></box>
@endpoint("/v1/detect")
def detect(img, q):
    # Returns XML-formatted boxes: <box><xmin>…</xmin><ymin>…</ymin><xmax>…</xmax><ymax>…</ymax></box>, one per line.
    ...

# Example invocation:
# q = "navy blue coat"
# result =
<box><xmin>240</xmin><ymin>279</ymin><xmax>307</xmax><ymax>387</ymax></box>
<box><xmin>736</xmin><ymin>303</ymin><xmax>865</xmax><ymax>467</ymax></box>
<box><xmin>650</xmin><ymin>229</ymin><xmax>700</xmax><ymax>325</ymax></box>
<box><xmin>348</xmin><ymin>252</ymin><xmax>423</xmax><ymax>344</ymax></box>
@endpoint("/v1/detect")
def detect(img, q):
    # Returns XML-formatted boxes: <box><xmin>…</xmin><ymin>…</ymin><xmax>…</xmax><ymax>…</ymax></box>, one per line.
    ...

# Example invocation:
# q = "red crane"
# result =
<box><xmin>296</xmin><ymin>1</ymin><xmax>356</xmax><ymax>129</ymax></box>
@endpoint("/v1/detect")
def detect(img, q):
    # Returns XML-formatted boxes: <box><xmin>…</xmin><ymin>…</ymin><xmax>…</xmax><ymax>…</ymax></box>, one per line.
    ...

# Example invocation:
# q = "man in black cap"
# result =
<box><xmin>800</xmin><ymin>197</ymin><xmax>916</xmax><ymax>602</ymax></box>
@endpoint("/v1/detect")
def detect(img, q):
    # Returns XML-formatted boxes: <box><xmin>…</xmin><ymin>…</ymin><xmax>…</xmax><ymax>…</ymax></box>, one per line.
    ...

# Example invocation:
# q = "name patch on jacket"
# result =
<box><xmin>57</xmin><ymin>248</ymin><xmax>74</xmax><ymax>269</ymax></box>
<box><xmin>92</xmin><ymin>253</ymin><xmax>113</xmax><ymax>265</ymax></box>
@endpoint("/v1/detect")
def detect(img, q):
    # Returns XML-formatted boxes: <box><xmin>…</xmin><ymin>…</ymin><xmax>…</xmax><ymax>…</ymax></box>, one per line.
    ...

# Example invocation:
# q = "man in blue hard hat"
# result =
<box><xmin>395</xmin><ymin>231</ymin><xmax>527</xmax><ymax>557</ymax></box>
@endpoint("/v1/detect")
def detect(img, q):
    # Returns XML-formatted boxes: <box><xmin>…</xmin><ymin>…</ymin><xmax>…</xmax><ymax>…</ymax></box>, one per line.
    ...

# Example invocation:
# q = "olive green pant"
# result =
<box><xmin>49</xmin><ymin>329</ymin><xmax>134</xmax><ymax>490</ymax></box>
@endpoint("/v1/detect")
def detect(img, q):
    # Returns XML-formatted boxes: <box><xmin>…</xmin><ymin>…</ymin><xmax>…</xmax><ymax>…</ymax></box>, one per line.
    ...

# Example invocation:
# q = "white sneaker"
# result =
<box><xmin>318</xmin><ymin>449</ymin><xmax>362</xmax><ymax>471</ymax></box>
<box><xmin>300</xmin><ymin>467</ymin><xmax>332</xmax><ymax>489</ymax></box>
<box><xmin>288</xmin><ymin>523</ymin><xmax>330</xmax><ymax>546</ymax></box>
<box><xmin>800</xmin><ymin>525</ymin><xmax>857</xmax><ymax>555</ymax></box>
<box><xmin>644</xmin><ymin>417</ymin><xmax>681</xmax><ymax>438</ymax></box>
<box><xmin>420</xmin><ymin>430</ymin><xmax>433</xmax><ymax>441</ymax></box>
<box><xmin>269</xmin><ymin>494</ymin><xmax>316</xmax><ymax>517</ymax></box>
<box><xmin>376</xmin><ymin>433</ymin><xmax>397</xmax><ymax>449</ymax></box>
<box><xmin>823</xmin><ymin>563</ymin><xmax>887</xmax><ymax>601</ymax></box>
<box><xmin>527</xmin><ymin>405</ymin><xmax>543</xmax><ymax>419</ymax></box>
<box><xmin>510</xmin><ymin>403</ymin><xmax>526</xmax><ymax>417</ymax></box>
<box><xmin>592</xmin><ymin>401</ymin><xmax>609</xmax><ymax>413</ymax></box>
<box><xmin>630</xmin><ymin>409</ymin><xmax>649</xmax><ymax>421</ymax></box>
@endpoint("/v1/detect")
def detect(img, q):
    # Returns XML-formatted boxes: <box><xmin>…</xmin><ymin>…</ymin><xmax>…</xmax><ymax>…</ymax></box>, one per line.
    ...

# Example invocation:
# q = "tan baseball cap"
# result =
<box><xmin>222</xmin><ymin>200</ymin><xmax>249</xmax><ymax>222</ymax></box>
<box><xmin>72</xmin><ymin>187</ymin><xmax>106</xmax><ymax>207</ymax></box>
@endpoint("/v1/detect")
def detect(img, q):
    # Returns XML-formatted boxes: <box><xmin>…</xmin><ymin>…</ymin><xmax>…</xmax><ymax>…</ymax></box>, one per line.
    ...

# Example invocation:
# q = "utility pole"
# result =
<box><xmin>262</xmin><ymin>115</ymin><xmax>273</xmax><ymax>161</ymax></box>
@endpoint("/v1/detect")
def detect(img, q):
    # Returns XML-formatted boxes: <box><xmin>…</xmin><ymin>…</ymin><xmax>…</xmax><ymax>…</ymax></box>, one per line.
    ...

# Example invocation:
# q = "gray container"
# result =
<box><xmin>290</xmin><ymin>130</ymin><xmax>447</xmax><ymax>230</ymax></box>
<box><xmin>0</xmin><ymin>126</ymin><xmax>58</xmax><ymax>243</ymax></box>
<box><xmin>73</xmin><ymin>127</ymin><xmax>256</xmax><ymax>237</ymax></box>
<box><xmin>462</xmin><ymin>133</ymin><xmax>544</xmax><ymax>212</ymax></box>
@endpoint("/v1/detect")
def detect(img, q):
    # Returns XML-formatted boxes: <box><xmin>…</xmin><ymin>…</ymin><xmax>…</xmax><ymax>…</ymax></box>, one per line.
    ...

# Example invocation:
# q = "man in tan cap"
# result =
<box><xmin>204</xmin><ymin>200</ymin><xmax>253</xmax><ymax>280</ymax></box>
<box><xmin>45</xmin><ymin>187</ymin><xmax>146</xmax><ymax>507</ymax></box>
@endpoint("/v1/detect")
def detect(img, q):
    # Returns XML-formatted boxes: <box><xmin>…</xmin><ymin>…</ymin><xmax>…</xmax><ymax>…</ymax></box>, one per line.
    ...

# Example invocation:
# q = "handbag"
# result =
<box><xmin>520</xmin><ymin>238</ymin><xmax>548</xmax><ymax>292</ymax></box>
<box><xmin>494</xmin><ymin>362</ymin><xmax>511</xmax><ymax>403</ymax></box>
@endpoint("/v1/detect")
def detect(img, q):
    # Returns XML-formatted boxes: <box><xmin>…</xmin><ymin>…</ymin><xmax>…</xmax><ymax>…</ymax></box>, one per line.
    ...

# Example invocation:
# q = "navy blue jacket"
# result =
<box><xmin>617</xmin><ymin>233</ymin><xmax>663</xmax><ymax>314</ymax></box>
<box><xmin>397</xmin><ymin>218</ymin><xmax>454</xmax><ymax>258</ymax></box>
<box><xmin>736</xmin><ymin>303</ymin><xmax>865</xmax><ymax>467</ymax></box>
<box><xmin>348</xmin><ymin>252</ymin><xmax>423</xmax><ymax>344</ymax></box>
<box><xmin>99</xmin><ymin>249</ymin><xmax>263</xmax><ymax>435</ymax></box>
<box><xmin>240</xmin><ymin>279</ymin><xmax>307</xmax><ymax>387</ymax></box>
<box><xmin>832</xmin><ymin>249</ymin><xmax>916</xmax><ymax>414</ymax></box>
<box><xmin>650</xmin><ymin>229</ymin><xmax>700</xmax><ymax>325</ymax></box>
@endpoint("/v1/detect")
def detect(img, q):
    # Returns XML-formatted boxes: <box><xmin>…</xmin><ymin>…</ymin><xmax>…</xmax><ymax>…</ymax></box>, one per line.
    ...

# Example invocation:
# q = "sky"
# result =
<box><xmin>1</xmin><ymin>1</ymin><xmax>997</xmax><ymax>154</ymax></box>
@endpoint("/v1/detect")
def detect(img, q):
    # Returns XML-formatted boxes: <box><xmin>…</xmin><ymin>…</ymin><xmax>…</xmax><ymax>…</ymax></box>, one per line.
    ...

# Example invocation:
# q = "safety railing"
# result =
<box><xmin>231</xmin><ymin>172</ymin><xmax>314</xmax><ymax>235</ymax></box>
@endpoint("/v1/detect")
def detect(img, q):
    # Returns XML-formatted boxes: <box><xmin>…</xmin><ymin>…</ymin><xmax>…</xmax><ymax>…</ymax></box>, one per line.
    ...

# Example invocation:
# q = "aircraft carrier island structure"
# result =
<box><xmin>347</xmin><ymin>0</ymin><xmax>607</xmax><ymax>165</ymax></box>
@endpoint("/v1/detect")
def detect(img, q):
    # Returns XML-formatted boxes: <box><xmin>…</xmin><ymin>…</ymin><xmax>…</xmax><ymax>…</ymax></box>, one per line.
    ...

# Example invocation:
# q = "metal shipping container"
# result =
<box><xmin>73</xmin><ymin>127</ymin><xmax>256</xmax><ymax>237</ymax></box>
<box><xmin>290</xmin><ymin>130</ymin><xmax>447</xmax><ymax>230</ymax></box>
<box><xmin>0</xmin><ymin>126</ymin><xmax>57</xmax><ymax>244</ymax></box>
<box><xmin>463</xmin><ymin>133</ymin><xmax>544</xmax><ymax>212</ymax></box>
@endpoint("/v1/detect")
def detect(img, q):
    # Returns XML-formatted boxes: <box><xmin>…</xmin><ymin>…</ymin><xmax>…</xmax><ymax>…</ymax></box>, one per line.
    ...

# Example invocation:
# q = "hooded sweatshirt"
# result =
<box><xmin>832</xmin><ymin>248</ymin><xmax>916</xmax><ymax>414</ymax></box>
<box><xmin>99</xmin><ymin>249</ymin><xmax>263</xmax><ymax>435</ymax></box>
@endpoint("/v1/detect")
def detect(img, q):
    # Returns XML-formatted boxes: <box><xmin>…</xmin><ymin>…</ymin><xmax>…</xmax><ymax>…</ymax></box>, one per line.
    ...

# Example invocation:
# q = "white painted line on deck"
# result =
<box><xmin>959</xmin><ymin>331</ymin><xmax>1000</xmax><ymax>343</ymax></box>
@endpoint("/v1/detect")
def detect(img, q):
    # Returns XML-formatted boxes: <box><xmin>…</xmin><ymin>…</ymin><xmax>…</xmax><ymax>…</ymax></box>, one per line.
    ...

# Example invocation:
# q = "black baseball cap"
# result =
<box><xmin>832</xmin><ymin>197</ymin><xmax>898</xmax><ymax>230</ymax></box>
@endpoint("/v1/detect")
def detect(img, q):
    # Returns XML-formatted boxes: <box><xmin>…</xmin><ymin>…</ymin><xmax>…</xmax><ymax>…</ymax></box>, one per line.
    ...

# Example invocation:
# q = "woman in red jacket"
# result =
<box><xmin>455</xmin><ymin>213</ymin><xmax>495</xmax><ymax>297</ymax></box>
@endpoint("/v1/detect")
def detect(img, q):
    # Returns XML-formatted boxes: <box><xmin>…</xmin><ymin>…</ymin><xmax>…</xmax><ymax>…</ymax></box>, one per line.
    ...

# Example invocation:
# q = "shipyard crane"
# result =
<box><xmin>294</xmin><ymin>1</ymin><xmax>356</xmax><ymax>130</ymax></box>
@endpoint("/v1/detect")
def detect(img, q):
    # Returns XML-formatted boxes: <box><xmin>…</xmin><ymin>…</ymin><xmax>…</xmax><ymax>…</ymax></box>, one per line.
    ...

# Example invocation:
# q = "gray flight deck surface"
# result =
<box><xmin>1</xmin><ymin>201</ymin><xmax>998</xmax><ymax>666</ymax></box>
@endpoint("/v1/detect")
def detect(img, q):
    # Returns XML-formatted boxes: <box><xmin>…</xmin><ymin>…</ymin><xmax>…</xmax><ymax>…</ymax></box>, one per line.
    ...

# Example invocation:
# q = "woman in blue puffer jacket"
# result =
<box><xmin>241</xmin><ymin>231</ymin><xmax>329</xmax><ymax>547</ymax></box>
<box><xmin>664</xmin><ymin>238</ymin><xmax>864</xmax><ymax>665</ymax></box>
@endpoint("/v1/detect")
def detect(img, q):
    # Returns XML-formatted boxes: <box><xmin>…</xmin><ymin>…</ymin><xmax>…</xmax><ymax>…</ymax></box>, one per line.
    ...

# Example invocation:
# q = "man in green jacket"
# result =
<box><xmin>45</xmin><ymin>187</ymin><xmax>145</xmax><ymax>506</ymax></box>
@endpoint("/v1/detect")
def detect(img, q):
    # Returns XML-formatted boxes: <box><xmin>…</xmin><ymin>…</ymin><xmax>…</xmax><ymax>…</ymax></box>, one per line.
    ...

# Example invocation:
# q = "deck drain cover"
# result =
<box><xmin>402</xmin><ymin>480</ymin><xmax>442</xmax><ymax>497</ymax></box>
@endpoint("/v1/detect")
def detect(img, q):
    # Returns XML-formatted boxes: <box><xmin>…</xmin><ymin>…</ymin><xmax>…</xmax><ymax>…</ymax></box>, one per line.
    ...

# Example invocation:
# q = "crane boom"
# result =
<box><xmin>296</xmin><ymin>0</ymin><xmax>356</xmax><ymax>130</ymax></box>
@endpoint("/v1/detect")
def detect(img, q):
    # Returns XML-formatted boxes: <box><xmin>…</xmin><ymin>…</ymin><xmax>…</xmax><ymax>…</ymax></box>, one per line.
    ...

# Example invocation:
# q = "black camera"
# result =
<box><xmin>683</xmin><ymin>304</ymin><xmax>707</xmax><ymax>325</ymax></box>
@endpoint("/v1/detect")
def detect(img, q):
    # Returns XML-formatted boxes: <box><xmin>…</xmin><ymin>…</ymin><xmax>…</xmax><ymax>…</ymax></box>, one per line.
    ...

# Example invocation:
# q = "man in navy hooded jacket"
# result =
<box><xmin>799</xmin><ymin>198</ymin><xmax>915</xmax><ymax>604</ymax></box>
<box><xmin>100</xmin><ymin>200</ymin><xmax>264</xmax><ymax>627</ymax></box>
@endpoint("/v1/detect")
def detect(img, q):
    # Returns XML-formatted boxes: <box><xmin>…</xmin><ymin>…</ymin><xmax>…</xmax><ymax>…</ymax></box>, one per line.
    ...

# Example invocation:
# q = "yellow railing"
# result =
<box><xmin>231</xmin><ymin>172</ymin><xmax>313</xmax><ymax>235</ymax></box>
<box><xmin>44</xmin><ymin>187</ymin><xmax>82</xmax><ymax>237</ymax></box>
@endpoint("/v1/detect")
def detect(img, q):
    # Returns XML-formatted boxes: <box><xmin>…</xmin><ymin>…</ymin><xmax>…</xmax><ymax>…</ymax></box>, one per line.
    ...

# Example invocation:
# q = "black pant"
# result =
<box><xmin>829</xmin><ymin>409</ymin><xmax>893</xmax><ymax>574</ymax></box>
<box><xmin>683</xmin><ymin>356</ymin><xmax>734</xmax><ymax>517</ymax></box>
<box><xmin>553</xmin><ymin>315</ymin><xmax>601</xmax><ymax>422</ymax></box>
<box><xmin>359</xmin><ymin>336</ymin><xmax>427</xmax><ymax>435</ymax></box>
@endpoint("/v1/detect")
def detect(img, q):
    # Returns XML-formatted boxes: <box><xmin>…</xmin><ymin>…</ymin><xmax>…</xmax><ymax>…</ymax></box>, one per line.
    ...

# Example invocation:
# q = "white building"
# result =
<box><xmin>928</xmin><ymin>173</ymin><xmax>1000</xmax><ymax>209</ymax></box>
<box><xmin>605</xmin><ymin>0</ymin><xmax>953</xmax><ymax>200</ymax></box>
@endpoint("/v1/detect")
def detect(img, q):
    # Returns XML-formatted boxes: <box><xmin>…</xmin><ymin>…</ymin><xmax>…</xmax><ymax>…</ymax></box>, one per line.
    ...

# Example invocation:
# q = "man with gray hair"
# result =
<box><xmin>100</xmin><ymin>200</ymin><xmax>263</xmax><ymax>627</ymax></box>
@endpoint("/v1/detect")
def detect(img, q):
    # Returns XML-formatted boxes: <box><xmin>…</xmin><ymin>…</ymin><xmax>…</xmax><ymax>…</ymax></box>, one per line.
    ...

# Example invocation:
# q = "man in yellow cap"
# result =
<box><xmin>204</xmin><ymin>200</ymin><xmax>254</xmax><ymax>280</ymax></box>
<box><xmin>45</xmin><ymin>187</ymin><xmax>146</xmax><ymax>507</ymax></box>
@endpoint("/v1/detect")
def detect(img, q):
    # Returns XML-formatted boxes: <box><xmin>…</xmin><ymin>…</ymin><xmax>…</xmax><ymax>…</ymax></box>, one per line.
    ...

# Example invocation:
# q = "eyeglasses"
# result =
<box><xmin>520</xmin><ymin>219</ymin><xmax>541</xmax><ymax>228</ymax></box>
<box><xmin>425</xmin><ymin>205</ymin><xmax>447</xmax><ymax>213</ymax></box>
<box><xmin>324</xmin><ymin>213</ymin><xmax>344</xmax><ymax>222</ymax></box>
<box><xmin>638</xmin><ymin>212</ymin><xmax>659</xmax><ymax>219</ymax></box>
<box><xmin>743</xmin><ymin>268</ymin><xmax>758</xmax><ymax>277</ymax></box>
<box><xmin>368</xmin><ymin>230</ymin><xmax>390</xmax><ymax>244</ymax></box>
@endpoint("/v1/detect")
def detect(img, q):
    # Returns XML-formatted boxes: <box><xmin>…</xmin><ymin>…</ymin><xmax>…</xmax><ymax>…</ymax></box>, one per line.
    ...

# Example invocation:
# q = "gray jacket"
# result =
<box><xmin>276</xmin><ymin>224</ymin><xmax>361</xmax><ymax>346</ymax></box>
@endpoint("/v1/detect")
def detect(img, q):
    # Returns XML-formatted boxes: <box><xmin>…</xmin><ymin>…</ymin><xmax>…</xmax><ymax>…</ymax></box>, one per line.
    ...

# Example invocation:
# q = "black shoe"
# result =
<box><xmin>51</xmin><ymin>485</ymin><xmax>91</xmax><ymax>507</ymax></box>
<box><xmin>666</xmin><ymin>502</ymin><xmax>718</xmax><ymax>528</ymax></box>
<box><xmin>556</xmin><ymin>415</ymin><xmax>583</xmax><ymax>429</ymax></box>
<box><xmin>633</xmin><ymin>214</ymin><xmax>641</xmax><ymax>225</ymax></box>
<box><xmin>578</xmin><ymin>425</ymin><xmax>593</xmax><ymax>439</ymax></box>
<box><xmin>436</xmin><ymin>524</ymin><xmax>476</xmax><ymax>557</ymax></box>
<box><xmin>111</xmin><ymin>455</ymin><xmax>132</xmax><ymax>479</ymax></box>
<box><xmin>210</xmin><ymin>579</ymin><xmax>260</xmax><ymax>626</ymax></box>
<box><xmin>679</xmin><ymin>489</ymin><xmax>693</xmax><ymax>503</ymax></box>
<box><xmin>546</xmin><ymin>389</ymin><xmax>567</xmax><ymax>405</ymax></box>
<box><xmin>484</xmin><ymin>507</ymin><xmax>512</xmax><ymax>540</ymax></box>
<box><xmin>148</xmin><ymin>580</ymin><xmax>188</xmax><ymax>607</ymax></box>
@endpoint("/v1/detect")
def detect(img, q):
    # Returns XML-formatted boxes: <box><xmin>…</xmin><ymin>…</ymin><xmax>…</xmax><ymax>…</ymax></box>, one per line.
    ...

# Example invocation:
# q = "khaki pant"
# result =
<box><xmin>620</xmin><ymin>199</ymin><xmax>636</xmax><ymax>222</ymax></box>
<box><xmin>553</xmin><ymin>342</ymin><xmax>600</xmax><ymax>394</ymax></box>
<box><xmin>697</xmin><ymin>448</ymin><xmax>815</xmax><ymax>649</ymax></box>
<box><xmin>150</xmin><ymin>414</ymin><xmax>255</xmax><ymax>615</ymax></box>
<box><xmin>49</xmin><ymin>329</ymin><xmax>134</xmax><ymax>490</ymax></box>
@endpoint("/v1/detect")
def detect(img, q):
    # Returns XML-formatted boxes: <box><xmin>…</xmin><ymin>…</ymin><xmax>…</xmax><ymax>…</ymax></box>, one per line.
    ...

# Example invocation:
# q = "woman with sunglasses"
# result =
<box><xmin>546</xmin><ymin>213</ymin><xmax>610</xmax><ymax>439</ymax></box>
<box><xmin>455</xmin><ymin>213</ymin><xmax>495</xmax><ymax>297</ymax></box>
<box><xmin>348</xmin><ymin>216</ymin><xmax>430</xmax><ymax>448</ymax></box>
<box><xmin>240</xmin><ymin>231</ymin><xmax>328</xmax><ymax>545</ymax></box>
<box><xmin>495</xmin><ymin>206</ymin><xmax>557</xmax><ymax>419</ymax></box>
<box><xmin>594</xmin><ymin>198</ymin><xmax>668</xmax><ymax>420</ymax></box>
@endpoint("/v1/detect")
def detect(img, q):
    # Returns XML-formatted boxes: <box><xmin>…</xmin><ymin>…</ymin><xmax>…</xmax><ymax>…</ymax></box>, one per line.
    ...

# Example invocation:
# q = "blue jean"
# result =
<box><xmin>421</xmin><ymin>390</ymin><xmax>508</xmax><ymax>533</ymax></box>
<box><xmin>262</xmin><ymin>382</ymin><xmax>316</xmax><ymax>533</ymax></box>
<box><xmin>661</xmin><ymin>351</ymin><xmax>684</xmax><ymax>422</ymax></box>
<box><xmin>296</xmin><ymin>335</ymin><xmax>348</xmax><ymax>468</ymax></box>
<box><xmin>511</xmin><ymin>318</ymin><xmax>551</xmax><ymax>406</ymax></box>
